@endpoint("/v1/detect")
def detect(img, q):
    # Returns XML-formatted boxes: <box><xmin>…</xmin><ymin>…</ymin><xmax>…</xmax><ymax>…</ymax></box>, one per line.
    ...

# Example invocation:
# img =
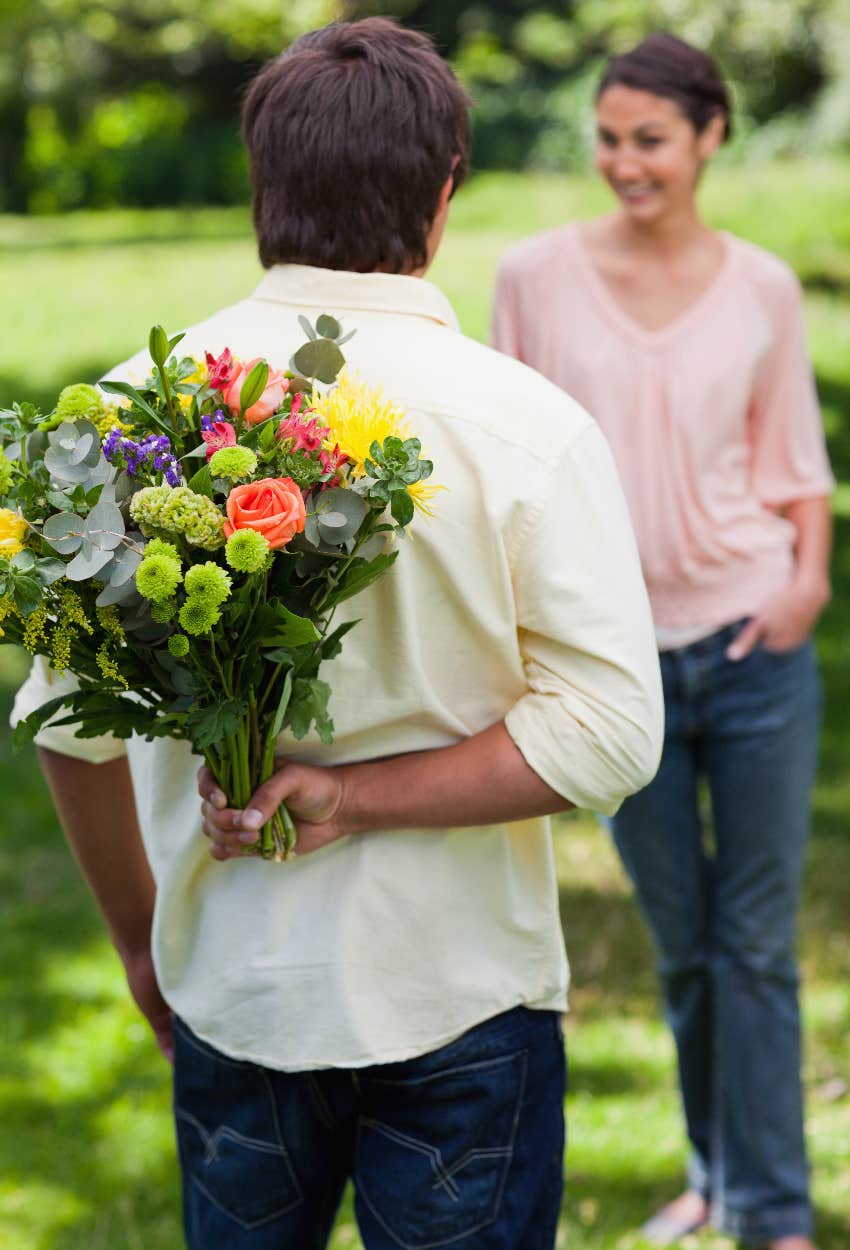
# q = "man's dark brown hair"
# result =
<box><xmin>242</xmin><ymin>17</ymin><xmax>471</xmax><ymax>273</ymax></box>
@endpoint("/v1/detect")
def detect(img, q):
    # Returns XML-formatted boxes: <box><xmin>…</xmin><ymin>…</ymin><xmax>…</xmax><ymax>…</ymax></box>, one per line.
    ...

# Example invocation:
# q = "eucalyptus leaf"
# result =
<box><xmin>297</xmin><ymin>315</ymin><xmax>318</xmax><ymax>341</ymax></box>
<box><xmin>43</xmin><ymin>512</ymin><xmax>84</xmax><ymax>554</ymax></box>
<box><xmin>315</xmin><ymin>314</ymin><xmax>341</xmax><ymax>339</ymax></box>
<box><xmin>292</xmin><ymin>339</ymin><xmax>345</xmax><ymax>385</ymax></box>
<box><xmin>65</xmin><ymin>545</ymin><xmax>113</xmax><ymax>580</ymax></box>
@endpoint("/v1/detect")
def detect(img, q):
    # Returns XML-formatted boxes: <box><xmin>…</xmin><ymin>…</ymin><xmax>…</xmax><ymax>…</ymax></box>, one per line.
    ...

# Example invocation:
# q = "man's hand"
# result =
<box><xmin>198</xmin><ymin>759</ymin><xmax>348</xmax><ymax>860</ymax></box>
<box><xmin>726</xmin><ymin>576</ymin><xmax>830</xmax><ymax>661</ymax></box>
<box><xmin>122</xmin><ymin>946</ymin><xmax>173</xmax><ymax>1062</ymax></box>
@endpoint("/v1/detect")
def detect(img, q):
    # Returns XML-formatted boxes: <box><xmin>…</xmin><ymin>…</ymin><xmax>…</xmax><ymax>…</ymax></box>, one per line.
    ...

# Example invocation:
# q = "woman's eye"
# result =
<box><xmin>638</xmin><ymin>136</ymin><xmax>662</xmax><ymax>149</ymax></box>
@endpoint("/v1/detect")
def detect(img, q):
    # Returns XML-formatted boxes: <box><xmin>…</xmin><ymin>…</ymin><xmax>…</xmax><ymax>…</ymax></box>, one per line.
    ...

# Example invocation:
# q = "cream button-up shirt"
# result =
<box><xmin>13</xmin><ymin>265</ymin><xmax>663</xmax><ymax>1070</ymax></box>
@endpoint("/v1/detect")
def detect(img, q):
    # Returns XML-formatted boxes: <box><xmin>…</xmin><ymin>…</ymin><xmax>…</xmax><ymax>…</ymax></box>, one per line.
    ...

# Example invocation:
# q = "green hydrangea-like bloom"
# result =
<box><xmin>144</xmin><ymin>537</ymin><xmax>180</xmax><ymax>562</ymax></box>
<box><xmin>183</xmin><ymin>561</ymin><xmax>231</xmax><ymax>606</ymax></box>
<box><xmin>179</xmin><ymin>596</ymin><xmax>221</xmax><ymax>636</ymax></box>
<box><xmin>130</xmin><ymin>485</ymin><xmax>225</xmax><ymax>550</ymax></box>
<box><xmin>54</xmin><ymin>383</ymin><xmax>104</xmax><ymax>424</ymax></box>
<box><xmin>136</xmin><ymin>553</ymin><xmax>182</xmax><ymax>603</ymax></box>
<box><xmin>0</xmin><ymin>449</ymin><xmax>13</xmax><ymax>497</ymax></box>
<box><xmin>167</xmin><ymin>633</ymin><xmax>190</xmax><ymax>657</ymax></box>
<box><xmin>150</xmin><ymin>597</ymin><xmax>177</xmax><ymax>624</ymax></box>
<box><xmin>209</xmin><ymin>446</ymin><xmax>258</xmax><ymax>481</ymax></box>
<box><xmin>224</xmin><ymin>529</ymin><xmax>270</xmax><ymax>574</ymax></box>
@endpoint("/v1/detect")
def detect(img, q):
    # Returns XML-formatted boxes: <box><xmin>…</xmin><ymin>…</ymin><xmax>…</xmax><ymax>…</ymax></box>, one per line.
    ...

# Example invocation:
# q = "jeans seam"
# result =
<box><xmin>189</xmin><ymin>1174</ymin><xmax>303</xmax><ymax>1231</ymax></box>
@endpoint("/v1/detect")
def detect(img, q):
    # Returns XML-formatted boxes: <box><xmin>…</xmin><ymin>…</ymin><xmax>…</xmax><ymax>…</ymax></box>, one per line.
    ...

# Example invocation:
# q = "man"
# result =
<box><xmin>14</xmin><ymin>18</ymin><xmax>663</xmax><ymax>1250</ymax></box>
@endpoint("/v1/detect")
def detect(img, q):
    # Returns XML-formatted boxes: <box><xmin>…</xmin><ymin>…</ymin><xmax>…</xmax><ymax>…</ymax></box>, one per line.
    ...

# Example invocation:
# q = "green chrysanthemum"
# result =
<box><xmin>150</xmin><ymin>597</ymin><xmax>177</xmax><ymax>624</ymax></box>
<box><xmin>0</xmin><ymin>449</ymin><xmax>13</xmax><ymax>497</ymax></box>
<box><xmin>224</xmin><ymin>529</ymin><xmax>270</xmax><ymax>574</ymax></box>
<box><xmin>130</xmin><ymin>485</ymin><xmax>225</xmax><ymax>550</ymax></box>
<box><xmin>136</xmin><ymin>553</ymin><xmax>182</xmax><ymax>603</ymax></box>
<box><xmin>183</xmin><ymin>561</ymin><xmax>231</xmax><ymax>606</ymax></box>
<box><xmin>179</xmin><ymin>596</ymin><xmax>221</xmax><ymax>636</ymax></box>
<box><xmin>167</xmin><ymin>633</ymin><xmax>190</xmax><ymax>657</ymax></box>
<box><xmin>209</xmin><ymin>446</ymin><xmax>258</xmax><ymax>481</ymax></box>
<box><xmin>54</xmin><ymin>383</ymin><xmax>104</xmax><ymax>424</ymax></box>
<box><xmin>144</xmin><ymin>537</ymin><xmax>180</xmax><ymax>562</ymax></box>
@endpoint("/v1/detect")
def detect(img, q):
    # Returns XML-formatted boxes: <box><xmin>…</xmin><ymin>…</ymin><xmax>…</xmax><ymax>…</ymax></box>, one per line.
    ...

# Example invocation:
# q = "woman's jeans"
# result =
<box><xmin>610</xmin><ymin>623</ymin><xmax>821</xmax><ymax>1243</ymax></box>
<box><xmin>172</xmin><ymin>1005</ymin><xmax>566</xmax><ymax>1250</ymax></box>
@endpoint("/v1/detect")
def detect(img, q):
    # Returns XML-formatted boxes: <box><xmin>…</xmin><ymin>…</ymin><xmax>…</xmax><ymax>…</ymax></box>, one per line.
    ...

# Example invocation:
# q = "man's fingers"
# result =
<box><xmin>239</xmin><ymin>769</ymin><xmax>296</xmax><ymax>833</ymax></box>
<box><xmin>726</xmin><ymin>617</ymin><xmax>763</xmax><ymax>661</ymax></box>
<box><xmin>197</xmin><ymin>765</ymin><xmax>228</xmax><ymax>809</ymax></box>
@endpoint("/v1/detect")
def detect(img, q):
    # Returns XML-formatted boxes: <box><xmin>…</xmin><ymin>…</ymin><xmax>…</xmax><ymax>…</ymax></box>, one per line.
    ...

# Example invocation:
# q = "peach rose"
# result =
<box><xmin>223</xmin><ymin>358</ymin><xmax>290</xmax><ymax>425</ymax></box>
<box><xmin>223</xmin><ymin>477</ymin><xmax>306</xmax><ymax>549</ymax></box>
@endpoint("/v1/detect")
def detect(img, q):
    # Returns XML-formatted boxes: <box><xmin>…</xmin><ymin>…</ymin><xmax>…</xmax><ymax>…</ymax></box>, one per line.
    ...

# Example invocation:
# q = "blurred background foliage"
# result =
<box><xmin>3</xmin><ymin>0</ymin><xmax>850</xmax><ymax>212</ymax></box>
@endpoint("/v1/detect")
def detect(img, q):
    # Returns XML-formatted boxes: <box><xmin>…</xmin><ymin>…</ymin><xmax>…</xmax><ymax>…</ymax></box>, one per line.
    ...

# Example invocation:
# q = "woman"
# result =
<box><xmin>492</xmin><ymin>33</ymin><xmax>833</xmax><ymax>1250</ymax></box>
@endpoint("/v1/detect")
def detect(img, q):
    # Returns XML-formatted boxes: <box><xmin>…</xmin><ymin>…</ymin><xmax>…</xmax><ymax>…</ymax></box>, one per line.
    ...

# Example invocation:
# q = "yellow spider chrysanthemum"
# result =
<box><xmin>0</xmin><ymin>508</ymin><xmax>27</xmax><ymax>559</ymax></box>
<box><xmin>311</xmin><ymin>369</ymin><xmax>411</xmax><ymax>478</ymax></box>
<box><xmin>406</xmin><ymin>478</ymin><xmax>447</xmax><ymax>518</ymax></box>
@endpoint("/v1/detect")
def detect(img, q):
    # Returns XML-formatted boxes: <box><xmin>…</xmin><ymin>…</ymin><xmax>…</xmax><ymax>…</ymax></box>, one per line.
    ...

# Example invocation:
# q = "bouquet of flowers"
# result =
<box><xmin>0</xmin><ymin>315</ymin><xmax>437</xmax><ymax>859</ymax></box>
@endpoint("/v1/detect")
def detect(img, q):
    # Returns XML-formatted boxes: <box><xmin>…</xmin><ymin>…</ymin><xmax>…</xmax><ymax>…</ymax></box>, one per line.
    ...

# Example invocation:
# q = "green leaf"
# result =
<box><xmin>14</xmin><ymin>575</ymin><xmax>44</xmax><ymax>616</ymax></box>
<box><xmin>12</xmin><ymin>694</ymin><xmax>72</xmax><ymax>749</ymax></box>
<box><xmin>288</xmin><ymin>678</ymin><xmax>333</xmax><ymax>744</ymax></box>
<box><xmin>187</xmin><ymin>464</ymin><xmax>214</xmax><ymax>498</ymax></box>
<box><xmin>269</xmin><ymin>669</ymin><xmax>294</xmax><ymax>740</ymax></box>
<box><xmin>316</xmin><ymin>314</ymin><xmax>341</xmax><ymax>339</ymax></box>
<box><xmin>292</xmin><ymin>339</ymin><xmax>345</xmax><ymax>385</ymax></box>
<box><xmin>99</xmin><ymin>380</ymin><xmax>172</xmax><ymax>437</ymax></box>
<box><xmin>332</xmin><ymin>551</ymin><xmax>398</xmax><ymax>605</ymax></box>
<box><xmin>320</xmin><ymin>618</ymin><xmax>360</xmax><ymax>662</ymax></box>
<box><xmin>256</xmin><ymin>601</ymin><xmax>320</xmax><ymax>647</ymax></box>
<box><xmin>185</xmin><ymin>698</ymin><xmax>247</xmax><ymax>750</ymax></box>
<box><xmin>239</xmin><ymin>360</ymin><xmax>270</xmax><ymax>414</ymax></box>
<box><xmin>391</xmin><ymin>489</ymin><xmax>414</xmax><ymax>528</ymax></box>
<box><xmin>167</xmin><ymin>332</ymin><xmax>186</xmax><ymax>356</ymax></box>
<box><xmin>297</xmin><ymin>315</ymin><xmax>317</xmax><ymax>341</ymax></box>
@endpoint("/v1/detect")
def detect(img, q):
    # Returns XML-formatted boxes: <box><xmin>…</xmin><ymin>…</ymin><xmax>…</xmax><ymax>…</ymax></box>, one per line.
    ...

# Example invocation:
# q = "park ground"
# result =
<box><xmin>1</xmin><ymin>163</ymin><xmax>849</xmax><ymax>1248</ymax></box>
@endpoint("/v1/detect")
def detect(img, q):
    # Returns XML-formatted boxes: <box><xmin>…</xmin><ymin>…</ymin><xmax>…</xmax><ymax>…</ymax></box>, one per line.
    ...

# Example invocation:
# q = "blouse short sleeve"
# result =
<box><xmin>749</xmin><ymin>269</ymin><xmax>834</xmax><ymax>507</ymax></box>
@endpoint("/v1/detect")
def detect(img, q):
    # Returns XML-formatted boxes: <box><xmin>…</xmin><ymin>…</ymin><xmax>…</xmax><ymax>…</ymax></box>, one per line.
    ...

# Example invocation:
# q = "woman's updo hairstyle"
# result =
<box><xmin>597</xmin><ymin>33</ymin><xmax>732</xmax><ymax>142</ymax></box>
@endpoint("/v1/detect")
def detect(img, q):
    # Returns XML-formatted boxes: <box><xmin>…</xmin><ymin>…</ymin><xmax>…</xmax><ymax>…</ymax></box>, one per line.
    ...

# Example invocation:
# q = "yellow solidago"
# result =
<box><xmin>311</xmin><ymin>369</ymin><xmax>410</xmax><ymax>478</ymax></box>
<box><xmin>96</xmin><ymin>604</ymin><xmax>126</xmax><ymax>646</ymax></box>
<box><xmin>50</xmin><ymin>584</ymin><xmax>93</xmax><ymax>673</ymax></box>
<box><xmin>22</xmin><ymin>602</ymin><xmax>50</xmax><ymax>653</ymax></box>
<box><xmin>0</xmin><ymin>593</ymin><xmax>20</xmax><ymax>638</ymax></box>
<box><xmin>93</xmin><ymin>406</ymin><xmax>134</xmax><ymax>440</ymax></box>
<box><xmin>96</xmin><ymin>644</ymin><xmax>127</xmax><ymax>687</ymax></box>
<box><xmin>0</xmin><ymin>508</ymin><xmax>27</xmax><ymax>559</ymax></box>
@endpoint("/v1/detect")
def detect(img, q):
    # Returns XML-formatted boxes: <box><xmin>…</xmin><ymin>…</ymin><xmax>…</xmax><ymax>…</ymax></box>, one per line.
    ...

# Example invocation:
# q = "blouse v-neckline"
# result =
<box><xmin>569</xmin><ymin>224</ymin><xmax>735</xmax><ymax>349</ymax></box>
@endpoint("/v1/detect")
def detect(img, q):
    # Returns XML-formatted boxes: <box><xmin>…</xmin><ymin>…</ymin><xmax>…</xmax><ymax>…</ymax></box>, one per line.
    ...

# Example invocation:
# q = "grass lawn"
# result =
<box><xmin>1</xmin><ymin>162</ymin><xmax>849</xmax><ymax>1248</ymax></box>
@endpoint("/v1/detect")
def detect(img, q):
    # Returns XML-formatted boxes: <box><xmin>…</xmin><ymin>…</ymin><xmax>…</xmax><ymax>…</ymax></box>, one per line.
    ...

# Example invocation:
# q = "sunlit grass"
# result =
<box><xmin>1</xmin><ymin>161</ymin><xmax>849</xmax><ymax>1247</ymax></box>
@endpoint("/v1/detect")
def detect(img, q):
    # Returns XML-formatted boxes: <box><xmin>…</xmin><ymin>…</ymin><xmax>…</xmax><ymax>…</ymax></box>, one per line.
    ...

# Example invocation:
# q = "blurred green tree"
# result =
<box><xmin>1</xmin><ymin>0</ymin><xmax>849</xmax><ymax>211</ymax></box>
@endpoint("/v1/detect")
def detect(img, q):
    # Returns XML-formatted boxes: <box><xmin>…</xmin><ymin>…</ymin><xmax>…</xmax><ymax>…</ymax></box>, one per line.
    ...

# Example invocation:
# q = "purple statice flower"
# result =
<box><xmin>103</xmin><ymin>427</ymin><xmax>181</xmax><ymax>486</ymax></box>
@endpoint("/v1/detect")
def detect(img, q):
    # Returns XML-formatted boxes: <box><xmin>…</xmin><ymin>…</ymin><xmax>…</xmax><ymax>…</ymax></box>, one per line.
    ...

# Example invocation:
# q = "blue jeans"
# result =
<box><xmin>173</xmin><ymin>1005</ymin><xmax>566</xmax><ymax>1249</ymax></box>
<box><xmin>610</xmin><ymin>622</ymin><xmax>821</xmax><ymax>1244</ymax></box>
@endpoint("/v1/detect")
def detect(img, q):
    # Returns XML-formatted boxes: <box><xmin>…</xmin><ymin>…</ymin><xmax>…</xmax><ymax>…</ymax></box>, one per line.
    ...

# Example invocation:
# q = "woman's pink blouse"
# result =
<box><xmin>492</xmin><ymin>225</ymin><xmax>834</xmax><ymax>628</ymax></box>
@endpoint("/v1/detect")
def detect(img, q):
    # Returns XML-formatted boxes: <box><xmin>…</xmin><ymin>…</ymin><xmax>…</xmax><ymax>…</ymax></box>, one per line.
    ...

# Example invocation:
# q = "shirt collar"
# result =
<box><xmin>251</xmin><ymin>264</ymin><xmax>459</xmax><ymax>333</ymax></box>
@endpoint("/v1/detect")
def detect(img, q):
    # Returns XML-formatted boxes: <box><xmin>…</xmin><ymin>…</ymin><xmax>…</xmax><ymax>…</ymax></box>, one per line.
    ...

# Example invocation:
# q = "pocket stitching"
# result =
<box><xmin>356</xmin><ymin>1049</ymin><xmax>529</xmax><ymax>1250</ymax></box>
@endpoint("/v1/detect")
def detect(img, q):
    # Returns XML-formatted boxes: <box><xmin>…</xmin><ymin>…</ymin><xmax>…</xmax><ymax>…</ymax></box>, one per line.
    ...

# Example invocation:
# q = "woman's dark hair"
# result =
<box><xmin>242</xmin><ymin>17</ymin><xmax>471</xmax><ymax>273</ymax></box>
<box><xmin>597</xmin><ymin>33</ymin><xmax>732</xmax><ymax>142</ymax></box>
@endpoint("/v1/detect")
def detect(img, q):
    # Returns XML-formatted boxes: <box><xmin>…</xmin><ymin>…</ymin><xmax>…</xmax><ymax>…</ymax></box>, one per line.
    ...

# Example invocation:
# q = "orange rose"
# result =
<box><xmin>223</xmin><ymin>358</ymin><xmax>290</xmax><ymax>426</ymax></box>
<box><xmin>223</xmin><ymin>478</ymin><xmax>306</xmax><ymax>549</ymax></box>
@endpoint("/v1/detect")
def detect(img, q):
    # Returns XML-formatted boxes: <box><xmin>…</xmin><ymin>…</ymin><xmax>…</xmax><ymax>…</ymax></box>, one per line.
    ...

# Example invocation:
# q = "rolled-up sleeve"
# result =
<box><xmin>504</xmin><ymin>421</ymin><xmax>663</xmax><ymax>814</ymax></box>
<box><xmin>10</xmin><ymin>656</ymin><xmax>128</xmax><ymax>764</ymax></box>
